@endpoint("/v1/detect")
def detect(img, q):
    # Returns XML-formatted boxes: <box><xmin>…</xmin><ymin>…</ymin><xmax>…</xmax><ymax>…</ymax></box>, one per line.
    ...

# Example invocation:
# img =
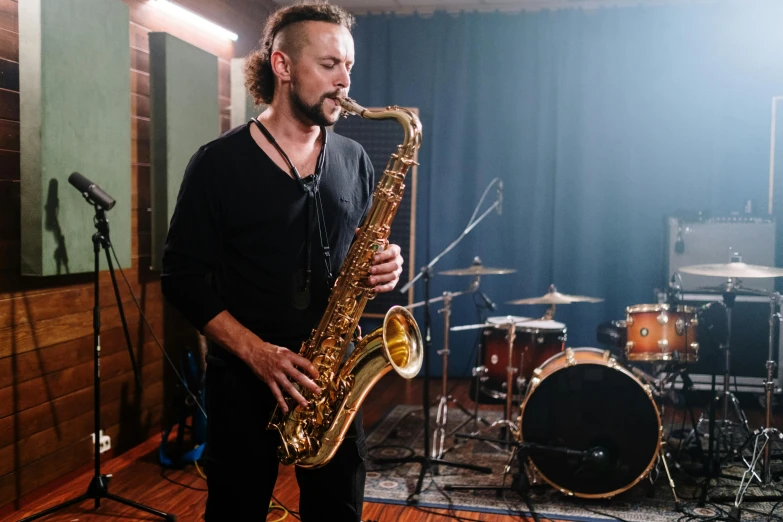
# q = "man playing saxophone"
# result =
<box><xmin>161</xmin><ymin>3</ymin><xmax>404</xmax><ymax>520</ymax></box>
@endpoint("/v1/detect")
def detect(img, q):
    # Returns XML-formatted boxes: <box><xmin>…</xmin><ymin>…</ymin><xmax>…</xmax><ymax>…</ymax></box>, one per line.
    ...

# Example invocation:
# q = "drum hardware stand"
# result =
<box><xmin>431</xmin><ymin>282</ymin><xmax>492</xmax><ymax>459</ymax></box>
<box><xmin>694</xmin><ymin>280</ymin><xmax>752</xmax><ymax>463</ymax></box>
<box><xmin>647</xmin><ymin>440</ymin><xmax>682</xmax><ymax>510</ymax></box>
<box><xmin>385</xmin><ymin>181</ymin><xmax>503</xmax><ymax>503</ymax></box>
<box><xmin>723</xmin><ymin>291</ymin><xmax>783</xmax><ymax>509</ymax></box>
<box><xmin>19</xmin><ymin>202</ymin><xmax>175</xmax><ymax>522</ymax></box>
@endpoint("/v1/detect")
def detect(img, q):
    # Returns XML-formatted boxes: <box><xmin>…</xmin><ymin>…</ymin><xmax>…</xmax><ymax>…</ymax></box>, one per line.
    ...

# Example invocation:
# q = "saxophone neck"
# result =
<box><xmin>339</xmin><ymin>98</ymin><xmax>422</xmax><ymax>151</ymax></box>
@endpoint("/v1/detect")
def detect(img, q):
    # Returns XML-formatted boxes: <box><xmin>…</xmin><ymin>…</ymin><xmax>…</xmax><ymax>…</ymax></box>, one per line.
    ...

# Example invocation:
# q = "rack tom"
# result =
<box><xmin>477</xmin><ymin>317</ymin><xmax>566</xmax><ymax>402</ymax></box>
<box><xmin>626</xmin><ymin>304</ymin><xmax>699</xmax><ymax>362</ymax></box>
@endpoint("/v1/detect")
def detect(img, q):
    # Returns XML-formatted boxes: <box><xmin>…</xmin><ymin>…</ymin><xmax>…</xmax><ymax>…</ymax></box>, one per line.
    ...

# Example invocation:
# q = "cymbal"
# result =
<box><xmin>507</xmin><ymin>285</ymin><xmax>603</xmax><ymax>305</ymax></box>
<box><xmin>440</xmin><ymin>265</ymin><xmax>517</xmax><ymax>276</ymax></box>
<box><xmin>439</xmin><ymin>256</ymin><xmax>516</xmax><ymax>277</ymax></box>
<box><xmin>679</xmin><ymin>262</ymin><xmax>783</xmax><ymax>279</ymax></box>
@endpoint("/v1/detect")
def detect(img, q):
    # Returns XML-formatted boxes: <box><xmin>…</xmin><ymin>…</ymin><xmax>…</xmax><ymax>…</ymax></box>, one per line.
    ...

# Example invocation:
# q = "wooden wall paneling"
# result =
<box><xmin>0</xmin><ymin>319</ymin><xmax>164</xmax><ymax>390</ymax></box>
<box><xmin>0</xmin><ymin>402</ymin><xmax>165</xmax><ymax>508</ymax></box>
<box><xmin>0</xmin><ymin>356</ymin><xmax>165</xmax><ymax>450</ymax></box>
<box><xmin>0</xmin><ymin>88</ymin><xmax>17</xmax><ymax>120</ymax></box>
<box><xmin>0</xmin><ymin>58</ymin><xmax>18</xmax><ymax>91</ymax></box>
<box><xmin>0</xmin><ymin>154</ymin><xmax>18</xmax><ymax>181</ymax></box>
<box><xmin>0</xmin><ymin>0</ymin><xmax>18</xmax><ymax>34</ymax></box>
<box><xmin>0</xmin><ymin>374</ymin><xmax>166</xmax><ymax>477</ymax></box>
<box><xmin>0</xmin><ymin>296</ymin><xmax>164</xmax><ymax>361</ymax></box>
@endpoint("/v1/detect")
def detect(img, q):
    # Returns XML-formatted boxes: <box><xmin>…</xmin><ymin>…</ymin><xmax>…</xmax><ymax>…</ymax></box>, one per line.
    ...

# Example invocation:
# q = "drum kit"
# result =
<box><xmin>418</xmin><ymin>254</ymin><xmax>783</xmax><ymax>507</ymax></box>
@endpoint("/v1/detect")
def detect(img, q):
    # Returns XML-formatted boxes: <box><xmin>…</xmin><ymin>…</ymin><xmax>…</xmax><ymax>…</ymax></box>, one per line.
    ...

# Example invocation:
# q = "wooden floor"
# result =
<box><xmin>1</xmin><ymin>376</ymin><xmax>539</xmax><ymax>522</ymax></box>
<box><xmin>4</xmin><ymin>372</ymin><xmax>779</xmax><ymax>522</ymax></box>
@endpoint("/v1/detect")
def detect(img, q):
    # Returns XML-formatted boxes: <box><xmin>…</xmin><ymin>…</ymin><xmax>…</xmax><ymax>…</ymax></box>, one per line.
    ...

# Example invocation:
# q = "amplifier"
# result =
<box><xmin>663</xmin><ymin>215</ymin><xmax>776</xmax><ymax>292</ymax></box>
<box><xmin>673</xmin><ymin>292</ymin><xmax>782</xmax><ymax>394</ymax></box>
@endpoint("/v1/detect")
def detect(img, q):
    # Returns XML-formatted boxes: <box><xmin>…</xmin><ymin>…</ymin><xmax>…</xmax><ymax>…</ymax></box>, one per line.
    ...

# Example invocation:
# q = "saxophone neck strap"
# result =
<box><xmin>251</xmin><ymin>118</ymin><xmax>333</xmax><ymax>301</ymax></box>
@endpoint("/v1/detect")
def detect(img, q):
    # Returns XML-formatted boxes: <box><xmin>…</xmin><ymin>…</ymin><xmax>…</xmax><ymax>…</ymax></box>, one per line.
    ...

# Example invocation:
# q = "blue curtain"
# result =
<box><xmin>350</xmin><ymin>1</ymin><xmax>783</xmax><ymax>376</ymax></box>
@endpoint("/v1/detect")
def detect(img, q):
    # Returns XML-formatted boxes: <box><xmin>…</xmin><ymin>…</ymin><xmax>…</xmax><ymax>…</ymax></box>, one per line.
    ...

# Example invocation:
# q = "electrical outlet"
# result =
<box><xmin>91</xmin><ymin>430</ymin><xmax>111</xmax><ymax>454</ymax></box>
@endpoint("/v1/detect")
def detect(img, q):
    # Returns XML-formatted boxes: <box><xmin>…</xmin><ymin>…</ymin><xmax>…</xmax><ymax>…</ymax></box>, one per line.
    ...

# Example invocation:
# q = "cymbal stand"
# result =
<box><xmin>432</xmin><ymin>284</ymin><xmax>490</xmax><ymax>458</ymax></box>
<box><xmin>732</xmin><ymin>291</ymin><xmax>783</xmax><ymax>508</ymax></box>
<box><xmin>386</xmin><ymin>178</ymin><xmax>503</xmax><ymax>503</ymax></box>
<box><xmin>696</xmin><ymin>282</ymin><xmax>751</xmax><ymax>457</ymax></box>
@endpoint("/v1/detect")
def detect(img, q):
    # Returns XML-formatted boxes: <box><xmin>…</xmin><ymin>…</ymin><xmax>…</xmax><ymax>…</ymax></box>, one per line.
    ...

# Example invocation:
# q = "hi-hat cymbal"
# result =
<box><xmin>439</xmin><ymin>265</ymin><xmax>517</xmax><ymax>276</ymax></box>
<box><xmin>507</xmin><ymin>285</ymin><xmax>604</xmax><ymax>305</ymax></box>
<box><xmin>679</xmin><ymin>262</ymin><xmax>783</xmax><ymax>279</ymax></box>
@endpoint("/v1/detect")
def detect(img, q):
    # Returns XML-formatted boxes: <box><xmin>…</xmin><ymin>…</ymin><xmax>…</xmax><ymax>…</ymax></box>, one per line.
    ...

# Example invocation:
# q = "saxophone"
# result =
<box><xmin>268</xmin><ymin>97</ymin><xmax>424</xmax><ymax>468</ymax></box>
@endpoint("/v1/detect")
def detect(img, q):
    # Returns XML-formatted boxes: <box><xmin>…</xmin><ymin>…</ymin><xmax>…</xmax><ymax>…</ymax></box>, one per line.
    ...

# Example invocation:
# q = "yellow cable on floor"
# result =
<box><xmin>268</xmin><ymin>501</ymin><xmax>289</xmax><ymax>521</ymax></box>
<box><xmin>193</xmin><ymin>459</ymin><xmax>207</xmax><ymax>480</ymax></box>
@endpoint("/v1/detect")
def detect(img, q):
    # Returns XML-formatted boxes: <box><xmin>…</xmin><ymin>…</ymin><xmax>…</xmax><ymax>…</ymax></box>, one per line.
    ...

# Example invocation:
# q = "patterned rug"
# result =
<box><xmin>364</xmin><ymin>405</ymin><xmax>783</xmax><ymax>521</ymax></box>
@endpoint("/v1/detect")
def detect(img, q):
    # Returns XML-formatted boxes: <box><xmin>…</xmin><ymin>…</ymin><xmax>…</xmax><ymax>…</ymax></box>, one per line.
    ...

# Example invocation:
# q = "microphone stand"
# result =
<box><xmin>376</xmin><ymin>179</ymin><xmax>503</xmax><ymax>504</ymax></box>
<box><xmin>19</xmin><ymin>204</ymin><xmax>174</xmax><ymax>522</ymax></box>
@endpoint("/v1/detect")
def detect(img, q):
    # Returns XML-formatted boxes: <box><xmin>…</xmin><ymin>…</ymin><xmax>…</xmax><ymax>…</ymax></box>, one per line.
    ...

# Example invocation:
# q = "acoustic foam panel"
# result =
<box><xmin>230</xmin><ymin>57</ymin><xmax>262</xmax><ymax>128</ymax></box>
<box><xmin>149</xmin><ymin>32</ymin><xmax>219</xmax><ymax>271</ymax></box>
<box><xmin>19</xmin><ymin>0</ymin><xmax>131</xmax><ymax>276</ymax></box>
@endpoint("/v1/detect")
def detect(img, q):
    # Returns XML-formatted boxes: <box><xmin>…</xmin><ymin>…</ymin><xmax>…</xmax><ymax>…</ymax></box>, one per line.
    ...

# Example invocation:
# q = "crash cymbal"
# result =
<box><xmin>439</xmin><ymin>256</ymin><xmax>516</xmax><ymax>277</ymax></box>
<box><xmin>507</xmin><ymin>285</ymin><xmax>604</xmax><ymax>305</ymax></box>
<box><xmin>679</xmin><ymin>262</ymin><xmax>783</xmax><ymax>279</ymax></box>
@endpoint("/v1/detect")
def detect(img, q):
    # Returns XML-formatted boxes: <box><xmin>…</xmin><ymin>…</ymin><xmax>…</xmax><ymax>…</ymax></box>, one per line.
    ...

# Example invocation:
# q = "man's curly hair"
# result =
<box><xmin>245</xmin><ymin>2</ymin><xmax>355</xmax><ymax>106</ymax></box>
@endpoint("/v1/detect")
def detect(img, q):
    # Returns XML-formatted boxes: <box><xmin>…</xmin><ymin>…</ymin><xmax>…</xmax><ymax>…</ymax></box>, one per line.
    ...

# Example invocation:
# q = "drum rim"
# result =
<box><xmin>627</xmin><ymin>303</ymin><xmax>697</xmax><ymax>314</ymax></box>
<box><xmin>519</xmin><ymin>347</ymin><xmax>662</xmax><ymax>499</ymax></box>
<box><xmin>486</xmin><ymin>315</ymin><xmax>534</xmax><ymax>325</ymax></box>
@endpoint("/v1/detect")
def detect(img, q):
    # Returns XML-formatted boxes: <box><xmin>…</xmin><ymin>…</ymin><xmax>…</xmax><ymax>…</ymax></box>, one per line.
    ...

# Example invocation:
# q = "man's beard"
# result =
<box><xmin>291</xmin><ymin>85</ymin><xmax>341</xmax><ymax>127</ymax></box>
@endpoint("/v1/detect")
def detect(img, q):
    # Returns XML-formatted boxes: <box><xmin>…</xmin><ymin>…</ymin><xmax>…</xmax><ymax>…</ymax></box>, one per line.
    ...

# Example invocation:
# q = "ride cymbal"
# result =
<box><xmin>679</xmin><ymin>262</ymin><xmax>783</xmax><ymax>279</ymax></box>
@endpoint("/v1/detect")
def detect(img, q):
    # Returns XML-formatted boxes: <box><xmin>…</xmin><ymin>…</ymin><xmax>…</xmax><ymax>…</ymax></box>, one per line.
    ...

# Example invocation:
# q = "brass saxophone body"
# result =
<box><xmin>268</xmin><ymin>97</ymin><xmax>424</xmax><ymax>468</ymax></box>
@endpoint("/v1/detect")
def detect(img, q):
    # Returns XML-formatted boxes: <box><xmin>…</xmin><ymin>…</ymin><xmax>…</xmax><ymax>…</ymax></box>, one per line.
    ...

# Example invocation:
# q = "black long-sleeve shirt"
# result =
<box><xmin>161</xmin><ymin>122</ymin><xmax>374</xmax><ymax>354</ymax></box>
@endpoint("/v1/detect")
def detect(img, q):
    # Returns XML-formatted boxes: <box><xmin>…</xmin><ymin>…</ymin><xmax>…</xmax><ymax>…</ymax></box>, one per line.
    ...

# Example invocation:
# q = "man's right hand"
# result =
<box><xmin>202</xmin><ymin>311</ymin><xmax>321</xmax><ymax>413</ymax></box>
<box><xmin>241</xmin><ymin>335</ymin><xmax>321</xmax><ymax>413</ymax></box>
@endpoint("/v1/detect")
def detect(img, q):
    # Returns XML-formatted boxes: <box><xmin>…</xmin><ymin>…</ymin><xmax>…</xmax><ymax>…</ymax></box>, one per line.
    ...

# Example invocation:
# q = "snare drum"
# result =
<box><xmin>477</xmin><ymin>317</ymin><xmax>566</xmax><ymax>402</ymax></box>
<box><xmin>626</xmin><ymin>304</ymin><xmax>699</xmax><ymax>362</ymax></box>
<box><xmin>520</xmin><ymin>348</ymin><xmax>662</xmax><ymax>498</ymax></box>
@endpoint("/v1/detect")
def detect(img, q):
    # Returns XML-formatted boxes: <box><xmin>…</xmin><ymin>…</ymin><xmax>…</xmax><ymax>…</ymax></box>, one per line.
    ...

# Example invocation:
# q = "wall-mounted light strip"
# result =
<box><xmin>150</xmin><ymin>0</ymin><xmax>238</xmax><ymax>41</ymax></box>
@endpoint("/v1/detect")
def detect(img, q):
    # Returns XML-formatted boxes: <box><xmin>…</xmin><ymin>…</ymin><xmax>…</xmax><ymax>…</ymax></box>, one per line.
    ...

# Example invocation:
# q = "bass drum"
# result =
<box><xmin>519</xmin><ymin>348</ymin><xmax>661</xmax><ymax>498</ymax></box>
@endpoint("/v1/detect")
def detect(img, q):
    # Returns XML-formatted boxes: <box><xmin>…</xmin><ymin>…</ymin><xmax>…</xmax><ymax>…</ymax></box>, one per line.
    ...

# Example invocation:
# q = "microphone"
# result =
<box><xmin>583</xmin><ymin>446</ymin><xmax>610</xmax><ymax>469</ymax></box>
<box><xmin>497</xmin><ymin>180</ymin><xmax>503</xmax><ymax>215</ymax></box>
<box><xmin>68</xmin><ymin>172</ymin><xmax>116</xmax><ymax>210</ymax></box>
<box><xmin>478</xmin><ymin>291</ymin><xmax>497</xmax><ymax>311</ymax></box>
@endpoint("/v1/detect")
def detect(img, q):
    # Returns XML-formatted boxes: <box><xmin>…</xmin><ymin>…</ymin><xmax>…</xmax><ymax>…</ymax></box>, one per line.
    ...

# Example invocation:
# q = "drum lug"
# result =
<box><xmin>658</xmin><ymin>339</ymin><xmax>669</xmax><ymax>351</ymax></box>
<box><xmin>625</xmin><ymin>341</ymin><xmax>634</xmax><ymax>354</ymax></box>
<box><xmin>626</xmin><ymin>315</ymin><xmax>634</xmax><ymax>326</ymax></box>
<box><xmin>657</xmin><ymin>313</ymin><xmax>669</xmax><ymax>325</ymax></box>
<box><xmin>565</xmin><ymin>348</ymin><xmax>577</xmax><ymax>367</ymax></box>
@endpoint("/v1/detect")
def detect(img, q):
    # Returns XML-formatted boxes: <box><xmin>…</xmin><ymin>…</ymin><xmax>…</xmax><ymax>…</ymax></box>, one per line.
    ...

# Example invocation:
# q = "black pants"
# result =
<box><xmin>202</xmin><ymin>355</ymin><xmax>367</xmax><ymax>521</ymax></box>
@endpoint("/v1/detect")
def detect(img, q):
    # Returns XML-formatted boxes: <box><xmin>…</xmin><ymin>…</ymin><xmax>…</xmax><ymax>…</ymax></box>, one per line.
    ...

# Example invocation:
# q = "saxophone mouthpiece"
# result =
<box><xmin>339</xmin><ymin>96</ymin><xmax>365</xmax><ymax>118</ymax></box>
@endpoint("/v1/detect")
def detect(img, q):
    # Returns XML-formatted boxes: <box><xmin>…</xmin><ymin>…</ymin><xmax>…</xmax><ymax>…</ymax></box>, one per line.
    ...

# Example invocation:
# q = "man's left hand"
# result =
<box><xmin>369</xmin><ymin>243</ymin><xmax>404</xmax><ymax>293</ymax></box>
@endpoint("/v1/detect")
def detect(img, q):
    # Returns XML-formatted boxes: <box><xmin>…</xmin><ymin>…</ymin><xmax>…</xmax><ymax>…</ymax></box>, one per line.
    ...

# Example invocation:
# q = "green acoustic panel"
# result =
<box><xmin>19</xmin><ymin>0</ymin><xmax>131</xmax><ymax>276</ymax></box>
<box><xmin>149</xmin><ymin>33</ymin><xmax>219</xmax><ymax>271</ymax></box>
<box><xmin>230</xmin><ymin>57</ymin><xmax>263</xmax><ymax>128</ymax></box>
